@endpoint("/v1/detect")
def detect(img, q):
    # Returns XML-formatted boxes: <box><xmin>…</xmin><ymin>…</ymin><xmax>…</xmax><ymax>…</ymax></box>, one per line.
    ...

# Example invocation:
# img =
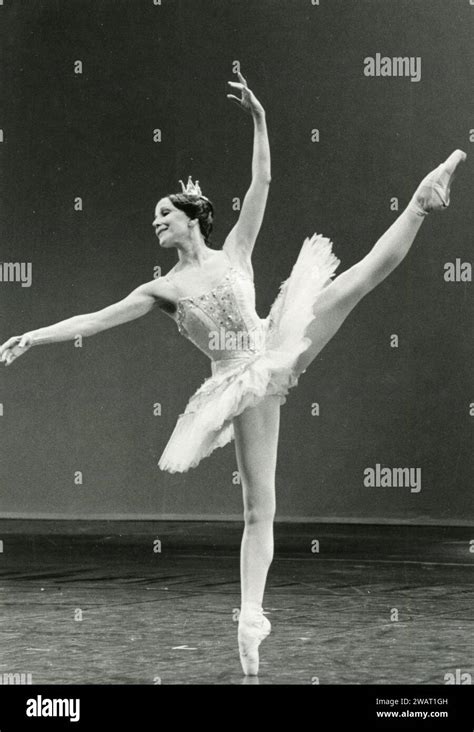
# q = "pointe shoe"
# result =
<box><xmin>408</xmin><ymin>149</ymin><xmax>467</xmax><ymax>216</ymax></box>
<box><xmin>238</xmin><ymin>610</ymin><xmax>271</xmax><ymax>676</ymax></box>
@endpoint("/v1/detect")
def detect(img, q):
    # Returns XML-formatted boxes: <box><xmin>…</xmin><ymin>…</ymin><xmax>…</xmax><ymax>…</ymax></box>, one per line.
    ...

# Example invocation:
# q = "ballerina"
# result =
<box><xmin>0</xmin><ymin>70</ymin><xmax>466</xmax><ymax>676</ymax></box>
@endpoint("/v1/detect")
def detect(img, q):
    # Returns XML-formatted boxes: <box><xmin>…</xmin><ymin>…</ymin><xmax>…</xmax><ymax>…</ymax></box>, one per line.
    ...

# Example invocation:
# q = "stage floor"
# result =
<box><xmin>0</xmin><ymin>520</ymin><xmax>473</xmax><ymax>685</ymax></box>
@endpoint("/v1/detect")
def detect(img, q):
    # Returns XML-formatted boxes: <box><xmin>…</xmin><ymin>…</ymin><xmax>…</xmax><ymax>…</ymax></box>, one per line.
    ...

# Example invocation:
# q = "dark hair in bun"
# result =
<box><xmin>167</xmin><ymin>193</ymin><xmax>215</xmax><ymax>247</ymax></box>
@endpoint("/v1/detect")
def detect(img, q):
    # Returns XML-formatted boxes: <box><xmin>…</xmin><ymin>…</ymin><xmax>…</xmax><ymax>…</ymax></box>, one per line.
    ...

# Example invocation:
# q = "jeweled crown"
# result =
<box><xmin>179</xmin><ymin>175</ymin><xmax>209</xmax><ymax>201</ymax></box>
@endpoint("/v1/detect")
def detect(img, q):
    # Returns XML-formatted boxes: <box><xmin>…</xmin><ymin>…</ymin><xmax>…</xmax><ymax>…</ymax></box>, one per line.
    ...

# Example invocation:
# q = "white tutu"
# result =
<box><xmin>158</xmin><ymin>234</ymin><xmax>340</xmax><ymax>473</ymax></box>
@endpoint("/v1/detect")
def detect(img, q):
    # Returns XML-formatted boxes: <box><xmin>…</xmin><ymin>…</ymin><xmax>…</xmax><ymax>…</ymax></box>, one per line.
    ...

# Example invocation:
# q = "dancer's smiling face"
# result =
<box><xmin>153</xmin><ymin>197</ymin><xmax>196</xmax><ymax>248</ymax></box>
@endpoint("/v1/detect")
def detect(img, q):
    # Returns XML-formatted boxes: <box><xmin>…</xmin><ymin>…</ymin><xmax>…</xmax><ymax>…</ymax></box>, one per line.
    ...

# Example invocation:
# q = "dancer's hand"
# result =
<box><xmin>227</xmin><ymin>70</ymin><xmax>265</xmax><ymax>117</ymax></box>
<box><xmin>0</xmin><ymin>334</ymin><xmax>33</xmax><ymax>366</ymax></box>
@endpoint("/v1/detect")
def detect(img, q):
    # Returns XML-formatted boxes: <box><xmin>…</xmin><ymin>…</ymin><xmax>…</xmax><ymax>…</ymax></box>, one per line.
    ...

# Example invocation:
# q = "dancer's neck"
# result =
<box><xmin>175</xmin><ymin>241</ymin><xmax>214</xmax><ymax>269</ymax></box>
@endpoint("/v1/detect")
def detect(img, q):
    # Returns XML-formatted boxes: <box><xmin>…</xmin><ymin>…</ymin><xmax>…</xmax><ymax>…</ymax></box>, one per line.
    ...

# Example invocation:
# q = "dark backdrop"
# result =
<box><xmin>0</xmin><ymin>0</ymin><xmax>472</xmax><ymax>522</ymax></box>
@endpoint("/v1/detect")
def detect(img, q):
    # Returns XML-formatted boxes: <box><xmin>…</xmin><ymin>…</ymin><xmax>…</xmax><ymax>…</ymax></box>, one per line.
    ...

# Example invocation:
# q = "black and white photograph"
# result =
<box><xmin>0</xmin><ymin>0</ymin><xmax>473</xmax><ymax>720</ymax></box>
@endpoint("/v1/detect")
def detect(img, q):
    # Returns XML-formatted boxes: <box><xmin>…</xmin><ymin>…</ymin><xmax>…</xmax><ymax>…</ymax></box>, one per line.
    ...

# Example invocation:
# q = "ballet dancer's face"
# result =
<box><xmin>153</xmin><ymin>198</ymin><xmax>195</xmax><ymax>248</ymax></box>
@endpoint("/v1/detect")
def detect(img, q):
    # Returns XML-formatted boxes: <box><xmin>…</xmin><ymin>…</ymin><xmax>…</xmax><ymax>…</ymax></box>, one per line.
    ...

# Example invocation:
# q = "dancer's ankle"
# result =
<box><xmin>240</xmin><ymin>601</ymin><xmax>264</xmax><ymax>619</ymax></box>
<box><xmin>407</xmin><ymin>200</ymin><xmax>429</xmax><ymax>218</ymax></box>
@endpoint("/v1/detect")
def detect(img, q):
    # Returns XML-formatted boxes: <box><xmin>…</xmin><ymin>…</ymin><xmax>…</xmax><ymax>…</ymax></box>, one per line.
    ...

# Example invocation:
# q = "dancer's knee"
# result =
<box><xmin>244</xmin><ymin>507</ymin><xmax>275</xmax><ymax>526</ymax></box>
<box><xmin>322</xmin><ymin>263</ymin><xmax>372</xmax><ymax>310</ymax></box>
<box><xmin>243</xmin><ymin>491</ymin><xmax>276</xmax><ymax>526</ymax></box>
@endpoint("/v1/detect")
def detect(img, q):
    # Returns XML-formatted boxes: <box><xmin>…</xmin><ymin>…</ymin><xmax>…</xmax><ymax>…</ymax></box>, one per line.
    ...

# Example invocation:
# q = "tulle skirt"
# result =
<box><xmin>158</xmin><ymin>234</ymin><xmax>340</xmax><ymax>473</ymax></box>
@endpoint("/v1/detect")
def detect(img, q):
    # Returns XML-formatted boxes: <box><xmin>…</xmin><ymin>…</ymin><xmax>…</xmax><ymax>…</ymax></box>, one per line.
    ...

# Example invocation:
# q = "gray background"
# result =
<box><xmin>0</xmin><ymin>0</ymin><xmax>472</xmax><ymax>522</ymax></box>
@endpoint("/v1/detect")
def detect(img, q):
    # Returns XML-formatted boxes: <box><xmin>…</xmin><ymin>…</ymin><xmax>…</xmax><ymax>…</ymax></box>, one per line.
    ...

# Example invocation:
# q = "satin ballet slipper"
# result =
<box><xmin>408</xmin><ymin>149</ymin><xmax>467</xmax><ymax>216</ymax></box>
<box><xmin>238</xmin><ymin>610</ymin><xmax>271</xmax><ymax>676</ymax></box>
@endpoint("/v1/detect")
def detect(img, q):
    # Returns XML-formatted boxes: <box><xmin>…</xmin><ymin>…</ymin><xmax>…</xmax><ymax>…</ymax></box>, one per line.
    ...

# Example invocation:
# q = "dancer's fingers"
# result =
<box><xmin>227</xmin><ymin>94</ymin><xmax>242</xmax><ymax>104</ymax></box>
<box><xmin>0</xmin><ymin>336</ymin><xmax>19</xmax><ymax>352</ymax></box>
<box><xmin>237</xmin><ymin>70</ymin><xmax>248</xmax><ymax>86</ymax></box>
<box><xmin>227</xmin><ymin>81</ymin><xmax>244</xmax><ymax>89</ymax></box>
<box><xmin>0</xmin><ymin>336</ymin><xmax>21</xmax><ymax>360</ymax></box>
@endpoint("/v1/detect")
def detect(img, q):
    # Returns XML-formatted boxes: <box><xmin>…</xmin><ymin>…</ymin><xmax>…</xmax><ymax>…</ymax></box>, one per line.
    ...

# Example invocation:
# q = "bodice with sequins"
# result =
<box><xmin>172</xmin><ymin>266</ymin><xmax>267</xmax><ymax>373</ymax></box>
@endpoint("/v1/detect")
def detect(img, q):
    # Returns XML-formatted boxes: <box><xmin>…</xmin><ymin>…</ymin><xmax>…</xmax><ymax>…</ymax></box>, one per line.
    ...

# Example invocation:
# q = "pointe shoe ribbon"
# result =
<box><xmin>408</xmin><ymin>149</ymin><xmax>467</xmax><ymax>216</ymax></box>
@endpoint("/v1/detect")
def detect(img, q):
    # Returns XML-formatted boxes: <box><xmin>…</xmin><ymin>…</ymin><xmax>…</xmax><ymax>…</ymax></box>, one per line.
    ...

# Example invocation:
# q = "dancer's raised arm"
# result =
<box><xmin>224</xmin><ymin>70</ymin><xmax>271</xmax><ymax>264</ymax></box>
<box><xmin>0</xmin><ymin>278</ymin><xmax>171</xmax><ymax>366</ymax></box>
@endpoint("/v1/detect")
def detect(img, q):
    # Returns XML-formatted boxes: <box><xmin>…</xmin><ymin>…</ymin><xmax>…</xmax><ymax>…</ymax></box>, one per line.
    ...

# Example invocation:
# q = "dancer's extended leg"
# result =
<box><xmin>233</xmin><ymin>394</ymin><xmax>281</xmax><ymax>675</ymax></box>
<box><xmin>294</xmin><ymin>149</ymin><xmax>466</xmax><ymax>374</ymax></box>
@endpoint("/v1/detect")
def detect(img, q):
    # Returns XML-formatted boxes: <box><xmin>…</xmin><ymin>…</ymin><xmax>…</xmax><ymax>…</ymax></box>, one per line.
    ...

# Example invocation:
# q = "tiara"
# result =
<box><xmin>178</xmin><ymin>175</ymin><xmax>210</xmax><ymax>201</ymax></box>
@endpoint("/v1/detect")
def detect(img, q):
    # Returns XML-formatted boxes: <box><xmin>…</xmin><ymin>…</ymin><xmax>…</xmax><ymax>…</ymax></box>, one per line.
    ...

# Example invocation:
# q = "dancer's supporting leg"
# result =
<box><xmin>233</xmin><ymin>394</ymin><xmax>281</xmax><ymax>675</ymax></box>
<box><xmin>294</xmin><ymin>149</ymin><xmax>466</xmax><ymax>374</ymax></box>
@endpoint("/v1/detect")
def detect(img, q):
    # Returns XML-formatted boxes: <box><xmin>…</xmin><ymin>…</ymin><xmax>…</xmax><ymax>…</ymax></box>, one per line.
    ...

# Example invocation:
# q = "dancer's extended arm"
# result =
<box><xmin>0</xmin><ymin>278</ymin><xmax>170</xmax><ymax>366</ymax></box>
<box><xmin>224</xmin><ymin>70</ymin><xmax>271</xmax><ymax>265</ymax></box>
